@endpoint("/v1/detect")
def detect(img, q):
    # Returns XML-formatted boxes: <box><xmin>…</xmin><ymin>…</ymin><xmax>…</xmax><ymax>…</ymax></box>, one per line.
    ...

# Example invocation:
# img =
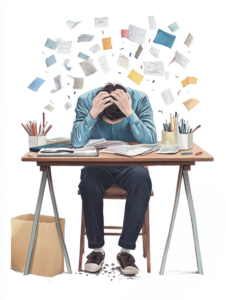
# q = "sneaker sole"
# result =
<box><xmin>117</xmin><ymin>259</ymin><xmax>139</xmax><ymax>275</ymax></box>
<box><xmin>85</xmin><ymin>259</ymin><xmax>105</xmax><ymax>273</ymax></box>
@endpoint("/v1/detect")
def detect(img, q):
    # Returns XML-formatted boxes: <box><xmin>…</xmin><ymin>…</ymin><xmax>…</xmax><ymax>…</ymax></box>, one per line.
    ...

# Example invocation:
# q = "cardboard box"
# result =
<box><xmin>11</xmin><ymin>214</ymin><xmax>65</xmax><ymax>277</ymax></box>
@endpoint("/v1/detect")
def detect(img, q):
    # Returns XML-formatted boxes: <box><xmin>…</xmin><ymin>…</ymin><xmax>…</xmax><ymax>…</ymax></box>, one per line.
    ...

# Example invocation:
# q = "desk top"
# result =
<box><xmin>21</xmin><ymin>142</ymin><xmax>214</xmax><ymax>167</ymax></box>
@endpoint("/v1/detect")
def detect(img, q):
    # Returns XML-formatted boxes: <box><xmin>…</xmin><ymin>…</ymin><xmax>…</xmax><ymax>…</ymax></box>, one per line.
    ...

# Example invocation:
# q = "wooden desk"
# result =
<box><xmin>21</xmin><ymin>142</ymin><xmax>213</xmax><ymax>276</ymax></box>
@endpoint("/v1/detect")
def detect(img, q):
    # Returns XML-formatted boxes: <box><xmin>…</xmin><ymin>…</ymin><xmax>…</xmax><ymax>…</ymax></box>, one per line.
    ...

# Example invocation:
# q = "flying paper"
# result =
<box><xmin>46</xmin><ymin>55</ymin><xmax>56</xmax><ymax>67</ymax></box>
<box><xmin>175</xmin><ymin>51</ymin><xmax>190</xmax><ymax>68</ymax></box>
<box><xmin>89</xmin><ymin>44</ymin><xmax>101</xmax><ymax>53</ymax></box>
<box><xmin>78</xmin><ymin>52</ymin><xmax>90</xmax><ymax>60</ymax></box>
<box><xmin>147</xmin><ymin>15</ymin><xmax>156</xmax><ymax>29</ymax></box>
<box><xmin>79</xmin><ymin>59</ymin><xmax>97</xmax><ymax>76</ymax></box>
<box><xmin>149</xmin><ymin>46</ymin><xmax>161</xmax><ymax>58</ymax></box>
<box><xmin>183</xmin><ymin>98</ymin><xmax>200</xmax><ymax>111</ymax></box>
<box><xmin>153</xmin><ymin>29</ymin><xmax>176</xmax><ymax>49</ymax></box>
<box><xmin>95</xmin><ymin>17</ymin><xmax>108</xmax><ymax>27</ymax></box>
<box><xmin>44</xmin><ymin>38</ymin><xmax>58</xmax><ymax>50</ymax></box>
<box><xmin>65</xmin><ymin>20</ymin><xmax>81</xmax><ymax>29</ymax></box>
<box><xmin>117</xmin><ymin>53</ymin><xmax>130</xmax><ymax>69</ymax></box>
<box><xmin>51</xmin><ymin>75</ymin><xmax>63</xmax><ymax>93</ymax></box>
<box><xmin>98</xmin><ymin>55</ymin><xmax>110</xmax><ymax>73</ymax></box>
<box><xmin>68</xmin><ymin>76</ymin><xmax>84</xmax><ymax>89</ymax></box>
<box><xmin>134</xmin><ymin>44</ymin><xmax>143</xmax><ymax>59</ymax></box>
<box><xmin>127</xmin><ymin>24</ymin><xmax>147</xmax><ymax>44</ymax></box>
<box><xmin>57</xmin><ymin>41</ymin><xmax>72</xmax><ymax>53</ymax></box>
<box><xmin>78</xmin><ymin>34</ymin><xmax>94</xmax><ymax>42</ymax></box>
<box><xmin>127</xmin><ymin>69</ymin><xmax>144</xmax><ymax>85</ymax></box>
<box><xmin>27</xmin><ymin>77</ymin><xmax>45</xmax><ymax>92</ymax></box>
<box><xmin>168</xmin><ymin>22</ymin><xmax>179</xmax><ymax>32</ymax></box>
<box><xmin>121</xmin><ymin>29</ymin><xmax>129</xmax><ymax>38</ymax></box>
<box><xmin>55</xmin><ymin>38</ymin><xmax>66</xmax><ymax>42</ymax></box>
<box><xmin>165</xmin><ymin>71</ymin><xmax>170</xmax><ymax>80</ymax></box>
<box><xmin>181</xmin><ymin>77</ymin><xmax>197</xmax><ymax>87</ymax></box>
<box><xmin>63</xmin><ymin>59</ymin><xmax>71</xmax><ymax>71</ymax></box>
<box><xmin>161</xmin><ymin>89</ymin><xmax>175</xmax><ymax>106</ymax></box>
<box><xmin>184</xmin><ymin>33</ymin><xmax>194</xmax><ymax>48</ymax></box>
<box><xmin>64</xmin><ymin>102</ymin><xmax>72</xmax><ymax>110</ymax></box>
<box><xmin>143</xmin><ymin>61</ymin><xmax>164</xmax><ymax>76</ymax></box>
<box><xmin>45</xmin><ymin>104</ymin><xmax>54</xmax><ymax>112</ymax></box>
<box><xmin>102</xmin><ymin>37</ymin><xmax>112</xmax><ymax>50</ymax></box>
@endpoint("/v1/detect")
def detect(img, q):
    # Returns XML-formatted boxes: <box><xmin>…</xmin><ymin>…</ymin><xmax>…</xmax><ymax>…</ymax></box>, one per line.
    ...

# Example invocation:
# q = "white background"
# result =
<box><xmin>0</xmin><ymin>0</ymin><xmax>226</xmax><ymax>299</ymax></box>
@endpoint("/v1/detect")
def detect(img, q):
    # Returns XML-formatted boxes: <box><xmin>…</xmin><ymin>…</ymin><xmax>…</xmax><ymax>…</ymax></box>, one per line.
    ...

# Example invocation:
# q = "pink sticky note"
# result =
<box><xmin>121</xmin><ymin>29</ymin><xmax>129</xmax><ymax>38</ymax></box>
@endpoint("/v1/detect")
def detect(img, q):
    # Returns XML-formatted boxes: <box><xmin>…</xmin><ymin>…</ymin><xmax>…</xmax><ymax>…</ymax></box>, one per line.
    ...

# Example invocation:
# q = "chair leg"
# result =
<box><xmin>78</xmin><ymin>205</ymin><xmax>85</xmax><ymax>271</ymax></box>
<box><xmin>142</xmin><ymin>219</ymin><xmax>147</xmax><ymax>258</ymax></box>
<box><xmin>83</xmin><ymin>235</ymin><xmax>85</xmax><ymax>253</ymax></box>
<box><xmin>145</xmin><ymin>203</ymin><xmax>151</xmax><ymax>273</ymax></box>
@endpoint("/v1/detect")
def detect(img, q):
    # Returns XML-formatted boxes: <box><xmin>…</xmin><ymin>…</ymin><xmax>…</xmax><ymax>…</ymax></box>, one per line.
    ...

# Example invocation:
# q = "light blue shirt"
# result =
<box><xmin>71</xmin><ymin>87</ymin><xmax>157</xmax><ymax>147</ymax></box>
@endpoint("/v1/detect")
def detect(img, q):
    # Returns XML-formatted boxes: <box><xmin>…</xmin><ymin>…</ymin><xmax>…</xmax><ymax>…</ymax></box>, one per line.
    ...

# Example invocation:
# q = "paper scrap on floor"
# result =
<box><xmin>127</xmin><ymin>24</ymin><xmax>147</xmax><ymax>44</ymax></box>
<box><xmin>98</xmin><ymin>55</ymin><xmax>111</xmax><ymax>73</ymax></box>
<box><xmin>143</xmin><ymin>61</ymin><xmax>164</xmax><ymax>76</ymax></box>
<box><xmin>127</xmin><ymin>69</ymin><xmax>144</xmax><ymax>85</ymax></box>
<box><xmin>51</xmin><ymin>74</ymin><xmax>63</xmax><ymax>93</ymax></box>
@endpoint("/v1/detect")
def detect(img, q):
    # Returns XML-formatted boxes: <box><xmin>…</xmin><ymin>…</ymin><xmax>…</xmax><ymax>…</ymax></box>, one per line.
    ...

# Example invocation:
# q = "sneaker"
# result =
<box><xmin>85</xmin><ymin>251</ymin><xmax>105</xmax><ymax>273</ymax></box>
<box><xmin>117</xmin><ymin>252</ymin><xmax>139</xmax><ymax>275</ymax></box>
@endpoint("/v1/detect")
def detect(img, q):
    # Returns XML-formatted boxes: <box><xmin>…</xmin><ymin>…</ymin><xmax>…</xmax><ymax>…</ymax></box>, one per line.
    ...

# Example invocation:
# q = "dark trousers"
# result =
<box><xmin>78</xmin><ymin>166</ymin><xmax>152</xmax><ymax>250</ymax></box>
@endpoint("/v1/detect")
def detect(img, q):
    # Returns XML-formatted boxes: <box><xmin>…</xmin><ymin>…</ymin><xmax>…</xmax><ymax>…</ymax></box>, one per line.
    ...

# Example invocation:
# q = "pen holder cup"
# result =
<box><xmin>175</xmin><ymin>133</ymin><xmax>193</xmax><ymax>150</ymax></box>
<box><xmin>161</xmin><ymin>130</ymin><xmax>176</xmax><ymax>146</ymax></box>
<box><xmin>29</xmin><ymin>136</ymin><xmax>46</xmax><ymax>148</ymax></box>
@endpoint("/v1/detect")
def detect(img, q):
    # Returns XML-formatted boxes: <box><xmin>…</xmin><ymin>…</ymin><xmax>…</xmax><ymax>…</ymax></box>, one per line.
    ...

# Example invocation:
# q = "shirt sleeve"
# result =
<box><xmin>127</xmin><ymin>95</ymin><xmax>157</xmax><ymax>144</ymax></box>
<box><xmin>71</xmin><ymin>97</ymin><xmax>98</xmax><ymax>147</ymax></box>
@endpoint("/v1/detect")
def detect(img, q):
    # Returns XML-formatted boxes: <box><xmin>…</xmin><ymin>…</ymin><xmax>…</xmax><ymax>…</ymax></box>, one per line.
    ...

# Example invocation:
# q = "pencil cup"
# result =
<box><xmin>29</xmin><ymin>136</ymin><xmax>46</xmax><ymax>148</ymax></box>
<box><xmin>175</xmin><ymin>133</ymin><xmax>193</xmax><ymax>150</ymax></box>
<box><xmin>161</xmin><ymin>130</ymin><xmax>175</xmax><ymax>146</ymax></box>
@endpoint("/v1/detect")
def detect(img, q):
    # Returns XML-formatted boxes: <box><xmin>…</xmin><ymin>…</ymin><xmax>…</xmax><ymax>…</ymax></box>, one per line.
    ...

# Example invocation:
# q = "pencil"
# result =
<box><xmin>21</xmin><ymin>124</ymin><xmax>31</xmax><ymax>136</ymax></box>
<box><xmin>170</xmin><ymin>114</ymin><xmax>173</xmax><ymax>132</ymax></box>
<box><xmin>44</xmin><ymin>125</ymin><xmax>52</xmax><ymax>136</ymax></box>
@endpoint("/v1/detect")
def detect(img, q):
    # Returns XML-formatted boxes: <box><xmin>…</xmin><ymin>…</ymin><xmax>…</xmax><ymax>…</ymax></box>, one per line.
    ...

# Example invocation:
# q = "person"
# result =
<box><xmin>71</xmin><ymin>83</ymin><xmax>157</xmax><ymax>275</ymax></box>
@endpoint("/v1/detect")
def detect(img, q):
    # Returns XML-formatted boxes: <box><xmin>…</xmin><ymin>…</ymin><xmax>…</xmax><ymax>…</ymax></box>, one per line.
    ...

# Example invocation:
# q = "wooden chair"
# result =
<box><xmin>77</xmin><ymin>166</ymin><xmax>153</xmax><ymax>273</ymax></box>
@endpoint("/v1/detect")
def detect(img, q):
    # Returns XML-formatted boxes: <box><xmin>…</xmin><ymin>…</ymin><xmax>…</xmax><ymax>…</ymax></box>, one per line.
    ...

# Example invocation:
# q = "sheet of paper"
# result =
<box><xmin>127</xmin><ymin>24</ymin><xmax>147</xmax><ymax>44</ymax></box>
<box><xmin>89</xmin><ymin>44</ymin><xmax>101</xmax><ymax>53</ymax></box>
<box><xmin>45</xmin><ymin>104</ymin><xmax>54</xmax><ymax>112</ymax></box>
<box><xmin>117</xmin><ymin>53</ymin><xmax>130</xmax><ymax>69</ymax></box>
<box><xmin>181</xmin><ymin>77</ymin><xmax>197</xmax><ymax>87</ymax></box>
<box><xmin>102</xmin><ymin>37</ymin><xmax>112</xmax><ymax>50</ymax></box>
<box><xmin>175</xmin><ymin>51</ymin><xmax>190</xmax><ymax>68</ymax></box>
<box><xmin>184</xmin><ymin>33</ymin><xmax>194</xmax><ymax>48</ymax></box>
<box><xmin>98</xmin><ymin>55</ymin><xmax>110</xmax><ymax>73</ymax></box>
<box><xmin>78</xmin><ymin>52</ymin><xmax>90</xmax><ymax>60</ymax></box>
<box><xmin>46</xmin><ymin>55</ymin><xmax>56</xmax><ymax>67</ymax></box>
<box><xmin>149</xmin><ymin>46</ymin><xmax>161</xmax><ymax>58</ymax></box>
<box><xmin>79</xmin><ymin>59</ymin><xmax>97</xmax><ymax>76</ymax></box>
<box><xmin>50</xmin><ymin>74</ymin><xmax>63</xmax><ymax>93</ymax></box>
<box><xmin>95</xmin><ymin>17</ymin><xmax>108</xmax><ymax>27</ymax></box>
<box><xmin>183</xmin><ymin>98</ymin><xmax>200</xmax><ymax>111</ymax></box>
<box><xmin>161</xmin><ymin>89</ymin><xmax>175</xmax><ymax>106</ymax></box>
<box><xmin>121</xmin><ymin>29</ymin><xmax>129</xmax><ymax>38</ymax></box>
<box><xmin>143</xmin><ymin>61</ymin><xmax>164</xmax><ymax>76</ymax></box>
<box><xmin>27</xmin><ymin>77</ymin><xmax>45</xmax><ymax>92</ymax></box>
<box><xmin>78</xmin><ymin>34</ymin><xmax>94</xmax><ymax>42</ymax></box>
<box><xmin>156</xmin><ymin>145</ymin><xmax>180</xmax><ymax>154</ymax></box>
<box><xmin>165</xmin><ymin>71</ymin><xmax>170</xmax><ymax>80</ymax></box>
<box><xmin>147</xmin><ymin>15</ymin><xmax>156</xmax><ymax>29</ymax></box>
<box><xmin>85</xmin><ymin>138</ymin><xmax>107</xmax><ymax>147</ymax></box>
<box><xmin>168</xmin><ymin>22</ymin><xmax>179</xmax><ymax>32</ymax></box>
<box><xmin>63</xmin><ymin>59</ymin><xmax>71</xmax><ymax>71</ymax></box>
<box><xmin>153</xmin><ymin>29</ymin><xmax>176</xmax><ymax>49</ymax></box>
<box><xmin>65</xmin><ymin>20</ymin><xmax>81</xmax><ymax>29</ymax></box>
<box><xmin>44</xmin><ymin>38</ymin><xmax>58</xmax><ymax>50</ymax></box>
<box><xmin>134</xmin><ymin>44</ymin><xmax>143</xmax><ymax>59</ymax></box>
<box><xmin>127</xmin><ymin>69</ymin><xmax>144</xmax><ymax>85</ymax></box>
<box><xmin>69</xmin><ymin>77</ymin><xmax>84</xmax><ymax>89</ymax></box>
<box><xmin>57</xmin><ymin>41</ymin><xmax>72</xmax><ymax>53</ymax></box>
<box><xmin>64</xmin><ymin>102</ymin><xmax>72</xmax><ymax>110</ymax></box>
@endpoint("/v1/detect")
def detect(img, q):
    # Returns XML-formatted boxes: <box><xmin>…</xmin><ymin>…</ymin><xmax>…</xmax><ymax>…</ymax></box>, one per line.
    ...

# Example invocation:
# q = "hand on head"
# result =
<box><xmin>110</xmin><ymin>89</ymin><xmax>133</xmax><ymax>118</ymax></box>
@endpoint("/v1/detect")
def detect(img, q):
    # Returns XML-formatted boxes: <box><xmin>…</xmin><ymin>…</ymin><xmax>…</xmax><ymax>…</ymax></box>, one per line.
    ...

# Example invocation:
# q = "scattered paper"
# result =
<box><xmin>184</xmin><ymin>33</ymin><xmax>194</xmax><ymax>48</ymax></box>
<box><xmin>161</xmin><ymin>89</ymin><xmax>175</xmax><ymax>106</ymax></box>
<box><xmin>57</xmin><ymin>41</ymin><xmax>72</xmax><ymax>53</ymax></box>
<box><xmin>27</xmin><ymin>77</ymin><xmax>45</xmax><ymax>92</ymax></box>
<box><xmin>175</xmin><ymin>51</ymin><xmax>190</xmax><ymax>68</ymax></box>
<box><xmin>147</xmin><ymin>15</ymin><xmax>156</xmax><ymax>29</ymax></box>
<box><xmin>44</xmin><ymin>38</ymin><xmax>58</xmax><ymax>50</ymax></box>
<box><xmin>55</xmin><ymin>38</ymin><xmax>66</xmax><ymax>42</ymax></box>
<box><xmin>127</xmin><ymin>69</ymin><xmax>144</xmax><ymax>85</ymax></box>
<box><xmin>134</xmin><ymin>44</ymin><xmax>143</xmax><ymax>59</ymax></box>
<box><xmin>156</xmin><ymin>146</ymin><xmax>180</xmax><ymax>154</ymax></box>
<box><xmin>63</xmin><ymin>59</ymin><xmax>71</xmax><ymax>71</ymax></box>
<box><xmin>79</xmin><ymin>59</ymin><xmax>97</xmax><ymax>76</ymax></box>
<box><xmin>165</xmin><ymin>72</ymin><xmax>170</xmax><ymax>80</ymax></box>
<box><xmin>181</xmin><ymin>77</ymin><xmax>197</xmax><ymax>87</ymax></box>
<box><xmin>78</xmin><ymin>52</ymin><xmax>90</xmax><ymax>60</ymax></box>
<box><xmin>127</xmin><ymin>24</ymin><xmax>147</xmax><ymax>44</ymax></box>
<box><xmin>78</xmin><ymin>34</ymin><xmax>94</xmax><ymax>42</ymax></box>
<box><xmin>89</xmin><ymin>44</ymin><xmax>101</xmax><ymax>54</ymax></box>
<box><xmin>51</xmin><ymin>75</ymin><xmax>63</xmax><ymax>93</ymax></box>
<box><xmin>65</xmin><ymin>20</ymin><xmax>81</xmax><ymax>29</ymax></box>
<box><xmin>68</xmin><ymin>77</ymin><xmax>84</xmax><ymax>89</ymax></box>
<box><xmin>46</xmin><ymin>55</ymin><xmax>56</xmax><ymax>67</ymax></box>
<box><xmin>117</xmin><ymin>53</ymin><xmax>130</xmax><ymax>69</ymax></box>
<box><xmin>45</xmin><ymin>104</ymin><xmax>54</xmax><ymax>112</ymax></box>
<box><xmin>153</xmin><ymin>29</ymin><xmax>176</xmax><ymax>49</ymax></box>
<box><xmin>168</xmin><ymin>22</ymin><xmax>179</xmax><ymax>32</ymax></box>
<box><xmin>102</xmin><ymin>37</ymin><xmax>112</xmax><ymax>50</ymax></box>
<box><xmin>143</xmin><ymin>61</ymin><xmax>164</xmax><ymax>76</ymax></box>
<box><xmin>121</xmin><ymin>29</ymin><xmax>129</xmax><ymax>38</ymax></box>
<box><xmin>149</xmin><ymin>46</ymin><xmax>161</xmax><ymax>58</ymax></box>
<box><xmin>64</xmin><ymin>102</ymin><xmax>72</xmax><ymax>110</ymax></box>
<box><xmin>183</xmin><ymin>98</ymin><xmax>200</xmax><ymax>111</ymax></box>
<box><xmin>95</xmin><ymin>17</ymin><xmax>108</xmax><ymax>27</ymax></box>
<box><xmin>98</xmin><ymin>55</ymin><xmax>110</xmax><ymax>73</ymax></box>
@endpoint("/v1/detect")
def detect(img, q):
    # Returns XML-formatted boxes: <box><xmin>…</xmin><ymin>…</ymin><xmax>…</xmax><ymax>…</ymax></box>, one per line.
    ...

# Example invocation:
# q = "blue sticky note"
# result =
<box><xmin>78</xmin><ymin>52</ymin><xmax>90</xmax><ymax>60</ymax></box>
<box><xmin>168</xmin><ymin>22</ymin><xmax>179</xmax><ymax>32</ymax></box>
<box><xmin>44</xmin><ymin>38</ymin><xmax>58</xmax><ymax>50</ymax></box>
<box><xmin>153</xmin><ymin>29</ymin><xmax>176</xmax><ymax>49</ymax></box>
<box><xmin>46</xmin><ymin>55</ymin><xmax>57</xmax><ymax>67</ymax></box>
<box><xmin>27</xmin><ymin>77</ymin><xmax>45</xmax><ymax>92</ymax></box>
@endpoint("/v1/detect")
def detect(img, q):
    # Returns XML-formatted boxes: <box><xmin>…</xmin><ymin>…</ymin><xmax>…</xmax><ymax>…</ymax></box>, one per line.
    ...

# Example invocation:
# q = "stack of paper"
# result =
<box><xmin>107</xmin><ymin>144</ymin><xmax>162</xmax><ymax>157</ymax></box>
<box><xmin>83</xmin><ymin>139</ymin><xmax>128</xmax><ymax>149</ymax></box>
<box><xmin>38</xmin><ymin>147</ymin><xmax>98</xmax><ymax>157</ymax></box>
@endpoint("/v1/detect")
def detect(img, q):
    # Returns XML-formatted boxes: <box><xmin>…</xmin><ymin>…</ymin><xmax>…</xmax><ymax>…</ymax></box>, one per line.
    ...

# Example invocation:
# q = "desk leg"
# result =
<box><xmin>24</xmin><ymin>171</ymin><xmax>47</xmax><ymax>275</ymax></box>
<box><xmin>47</xmin><ymin>167</ymin><xmax>72</xmax><ymax>274</ymax></box>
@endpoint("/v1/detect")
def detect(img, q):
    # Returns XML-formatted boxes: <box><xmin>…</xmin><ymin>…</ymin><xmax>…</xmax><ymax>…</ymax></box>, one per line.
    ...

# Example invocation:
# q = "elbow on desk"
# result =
<box><xmin>71</xmin><ymin>132</ymin><xmax>86</xmax><ymax>148</ymax></box>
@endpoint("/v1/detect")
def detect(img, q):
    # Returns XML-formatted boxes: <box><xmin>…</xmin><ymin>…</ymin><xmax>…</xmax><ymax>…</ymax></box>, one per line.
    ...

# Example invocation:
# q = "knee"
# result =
<box><xmin>80</xmin><ymin>167</ymin><xmax>100</xmax><ymax>189</ymax></box>
<box><xmin>131</xmin><ymin>167</ymin><xmax>152</xmax><ymax>192</ymax></box>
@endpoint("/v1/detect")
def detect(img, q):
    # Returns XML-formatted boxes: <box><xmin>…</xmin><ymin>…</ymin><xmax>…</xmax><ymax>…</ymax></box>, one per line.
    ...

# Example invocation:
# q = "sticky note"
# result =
<box><xmin>45</xmin><ymin>55</ymin><xmax>57</xmax><ymax>67</ymax></box>
<box><xmin>153</xmin><ymin>29</ymin><xmax>176</xmax><ymax>49</ymax></box>
<box><xmin>102</xmin><ymin>37</ymin><xmax>112</xmax><ymax>50</ymax></box>
<box><xmin>181</xmin><ymin>77</ymin><xmax>197</xmax><ymax>87</ymax></box>
<box><xmin>168</xmin><ymin>22</ymin><xmax>179</xmax><ymax>32</ymax></box>
<box><xmin>127</xmin><ymin>69</ymin><xmax>144</xmax><ymax>85</ymax></box>
<box><xmin>121</xmin><ymin>29</ymin><xmax>129</xmax><ymax>38</ymax></box>
<box><xmin>27</xmin><ymin>77</ymin><xmax>45</xmax><ymax>92</ymax></box>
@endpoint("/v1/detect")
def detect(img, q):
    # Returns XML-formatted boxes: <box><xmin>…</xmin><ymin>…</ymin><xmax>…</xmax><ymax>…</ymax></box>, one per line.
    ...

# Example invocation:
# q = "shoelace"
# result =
<box><xmin>119</xmin><ymin>252</ymin><xmax>135</xmax><ymax>265</ymax></box>
<box><xmin>86</xmin><ymin>251</ymin><xmax>103</xmax><ymax>263</ymax></box>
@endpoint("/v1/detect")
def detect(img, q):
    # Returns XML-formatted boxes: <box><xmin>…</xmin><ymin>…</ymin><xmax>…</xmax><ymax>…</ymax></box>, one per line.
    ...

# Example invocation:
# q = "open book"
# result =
<box><xmin>37</xmin><ymin>147</ymin><xmax>99</xmax><ymax>157</ymax></box>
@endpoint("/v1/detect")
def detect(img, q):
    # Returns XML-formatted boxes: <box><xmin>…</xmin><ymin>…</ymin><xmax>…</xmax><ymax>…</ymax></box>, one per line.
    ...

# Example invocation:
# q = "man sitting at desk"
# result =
<box><xmin>71</xmin><ymin>83</ymin><xmax>157</xmax><ymax>275</ymax></box>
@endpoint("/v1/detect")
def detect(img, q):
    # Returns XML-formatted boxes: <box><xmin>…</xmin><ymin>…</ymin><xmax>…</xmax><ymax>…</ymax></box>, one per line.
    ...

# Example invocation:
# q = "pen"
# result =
<box><xmin>43</xmin><ymin>112</ymin><xmax>45</xmax><ymax>129</ymax></box>
<box><xmin>187</xmin><ymin>125</ymin><xmax>190</xmax><ymax>133</ymax></box>
<box><xmin>181</xmin><ymin>152</ymin><xmax>193</xmax><ymax>155</ymax></box>
<box><xmin>44</xmin><ymin>125</ymin><xmax>53</xmax><ymax>136</ymax></box>
<box><xmin>192</xmin><ymin>125</ymin><xmax>201</xmax><ymax>133</ymax></box>
<box><xmin>184</xmin><ymin>123</ymin><xmax>186</xmax><ymax>134</ymax></box>
<box><xmin>170</xmin><ymin>114</ymin><xmax>173</xmax><ymax>132</ymax></box>
<box><xmin>168</xmin><ymin>123</ymin><xmax>171</xmax><ymax>132</ymax></box>
<box><xmin>179</xmin><ymin>125</ymin><xmax>181</xmax><ymax>134</ymax></box>
<box><xmin>190</xmin><ymin>128</ymin><xmax>192</xmax><ymax>133</ymax></box>
<box><xmin>21</xmin><ymin>124</ymin><xmax>31</xmax><ymax>136</ymax></box>
<box><xmin>195</xmin><ymin>152</ymin><xmax>203</xmax><ymax>156</ymax></box>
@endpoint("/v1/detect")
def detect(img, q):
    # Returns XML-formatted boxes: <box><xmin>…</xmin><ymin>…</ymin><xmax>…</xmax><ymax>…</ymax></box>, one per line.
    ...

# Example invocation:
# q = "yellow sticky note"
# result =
<box><xmin>102</xmin><ymin>37</ymin><xmax>112</xmax><ymax>50</ymax></box>
<box><xmin>188</xmin><ymin>77</ymin><xmax>197</xmax><ymax>84</ymax></box>
<box><xmin>181</xmin><ymin>77</ymin><xmax>188</xmax><ymax>87</ymax></box>
<box><xmin>127</xmin><ymin>69</ymin><xmax>144</xmax><ymax>85</ymax></box>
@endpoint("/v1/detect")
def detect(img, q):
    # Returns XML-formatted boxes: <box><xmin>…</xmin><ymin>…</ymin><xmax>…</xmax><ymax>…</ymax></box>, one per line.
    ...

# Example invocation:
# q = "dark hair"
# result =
<box><xmin>96</xmin><ymin>83</ymin><xmax>127</xmax><ymax>121</ymax></box>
